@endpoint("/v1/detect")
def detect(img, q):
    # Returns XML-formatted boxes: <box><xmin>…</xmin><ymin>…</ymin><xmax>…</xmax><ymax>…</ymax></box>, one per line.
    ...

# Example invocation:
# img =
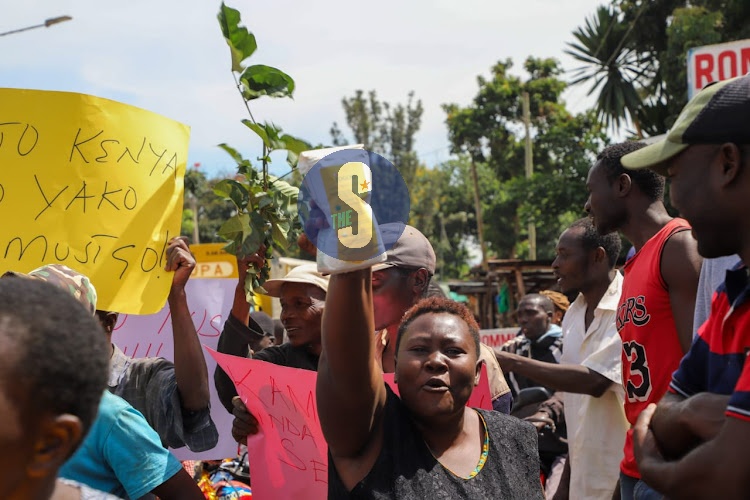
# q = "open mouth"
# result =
<box><xmin>423</xmin><ymin>378</ymin><xmax>449</xmax><ymax>392</ymax></box>
<box><xmin>285</xmin><ymin>327</ymin><xmax>300</xmax><ymax>337</ymax></box>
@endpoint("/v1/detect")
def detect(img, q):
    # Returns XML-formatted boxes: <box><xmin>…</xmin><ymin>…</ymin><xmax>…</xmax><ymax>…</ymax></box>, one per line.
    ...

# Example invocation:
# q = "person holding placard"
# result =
<box><xmin>97</xmin><ymin>237</ymin><xmax>218</xmax><ymax>452</ymax></box>
<box><xmin>214</xmin><ymin>262</ymin><xmax>329</xmax><ymax>440</ymax></box>
<box><xmin>224</xmin><ymin>226</ymin><xmax>514</xmax><ymax>450</ymax></box>
<box><xmin>319</xmin><ymin>265</ymin><xmax>543</xmax><ymax>498</ymax></box>
<box><xmin>369</xmin><ymin>225</ymin><xmax>512</xmax><ymax>414</ymax></box>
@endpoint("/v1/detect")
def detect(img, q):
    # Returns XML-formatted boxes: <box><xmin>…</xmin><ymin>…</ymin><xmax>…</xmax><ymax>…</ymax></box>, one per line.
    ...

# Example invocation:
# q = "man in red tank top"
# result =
<box><xmin>623</xmin><ymin>75</ymin><xmax>750</xmax><ymax>499</ymax></box>
<box><xmin>584</xmin><ymin>142</ymin><xmax>702</xmax><ymax>499</ymax></box>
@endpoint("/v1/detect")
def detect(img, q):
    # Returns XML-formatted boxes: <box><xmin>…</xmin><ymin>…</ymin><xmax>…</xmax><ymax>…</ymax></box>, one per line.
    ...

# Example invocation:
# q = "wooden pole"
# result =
<box><xmin>470</xmin><ymin>155</ymin><xmax>489</xmax><ymax>271</ymax></box>
<box><xmin>522</xmin><ymin>92</ymin><xmax>537</xmax><ymax>260</ymax></box>
<box><xmin>190</xmin><ymin>194</ymin><xmax>200</xmax><ymax>244</ymax></box>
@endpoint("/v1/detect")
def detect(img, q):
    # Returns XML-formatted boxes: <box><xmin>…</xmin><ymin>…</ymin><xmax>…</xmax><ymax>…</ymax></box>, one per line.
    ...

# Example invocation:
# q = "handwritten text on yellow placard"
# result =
<box><xmin>0</xmin><ymin>88</ymin><xmax>189</xmax><ymax>314</ymax></box>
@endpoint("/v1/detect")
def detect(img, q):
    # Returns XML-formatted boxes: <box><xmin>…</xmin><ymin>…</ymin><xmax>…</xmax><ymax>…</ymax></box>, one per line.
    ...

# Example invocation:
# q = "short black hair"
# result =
<box><xmin>597</xmin><ymin>142</ymin><xmax>665</xmax><ymax>202</ymax></box>
<box><xmin>395</xmin><ymin>297</ymin><xmax>480</xmax><ymax>357</ymax></box>
<box><xmin>569</xmin><ymin>217</ymin><xmax>623</xmax><ymax>268</ymax></box>
<box><xmin>0</xmin><ymin>278</ymin><xmax>109</xmax><ymax>435</ymax></box>
<box><xmin>519</xmin><ymin>293</ymin><xmax>555</xmax><ymax>315</ymax></box>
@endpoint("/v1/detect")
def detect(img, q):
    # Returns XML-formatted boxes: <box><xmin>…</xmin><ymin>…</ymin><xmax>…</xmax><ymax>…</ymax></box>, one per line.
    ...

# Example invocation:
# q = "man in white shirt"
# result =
<box><xmin>495</xmin><ymin>218</ymin><xmax>629</xmax><ymax>499</ymax></box>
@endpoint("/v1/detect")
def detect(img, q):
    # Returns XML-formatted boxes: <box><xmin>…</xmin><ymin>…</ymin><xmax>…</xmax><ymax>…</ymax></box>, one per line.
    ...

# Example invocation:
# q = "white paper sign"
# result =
<box><xmin>112</xmin><ymin>277</ymin><xmax>238</xmax><ymax>460</ymax></box>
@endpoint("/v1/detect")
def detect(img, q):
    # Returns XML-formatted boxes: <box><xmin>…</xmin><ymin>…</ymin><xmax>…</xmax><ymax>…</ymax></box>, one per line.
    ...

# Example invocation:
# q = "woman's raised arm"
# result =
<box><xmin>316</xmin><ymin>269</ymin><xmax>387</xmax><ymax>460</ymax></box>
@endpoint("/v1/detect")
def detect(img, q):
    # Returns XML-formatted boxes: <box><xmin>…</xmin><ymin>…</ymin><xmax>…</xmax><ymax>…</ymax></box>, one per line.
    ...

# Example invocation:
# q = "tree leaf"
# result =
<box><xmin>239</xmin><ymin>64</ymin><xmax>295</xmax><ymax>99</ymax></box>
<box><xmin>286</xmin><ymin>150</ymin><xmax>300</xmax><ymax>169</ymax></box>
<box><xmin>279</xmin><ymin>134</ymin><xmax>311</xmax><ymax>155</ymax></box>
<box><xmin>237</xmin><ymin>211</ymin><xmax>267</xmax><ymax>256</ymax></box>
<box><xmin>257</xmin><ymin>193</ymin><xmax>273</xmax><ymax>209</ymax></box>
<box><xmin>218</xmin><ymin>3</ymin><xmax>257</xmax><ymax>72</ymax></box>
<box><xmin>242</xmin><ymin>120</ymin><xmax>284</xmax><ymax>150</ymax></box>
<box><xmin>268</xmin><ymin>175</ymin><xmax>299</xmax><ymax>217</ymax></box>
<box><xmin>213</xmin><ymin>179</ymin><xmax>249</xmax><ymax>208</ymax></box>
<box><xmin>243</xmin><ymin>120</ymin><xmax>268</xmax><ymax>146</ymax></box>
<box><xmin>218</xmin><ymin>213</ymin><xmax>251</xmax><ymax>240</ymax></box>
<box><xmin>270</xmin><ymin>218</ymin><xmax>291</xmax><ymax>249</ymax></box>
<box><xmin>217</xmin><ymin>143</ymin><xmax>245</xmax><ymax>164</ymax></box>
<box><xmin>240</xmin><ymin>230</ymin><xmax>263</xmax><ymax>257</ymax></box>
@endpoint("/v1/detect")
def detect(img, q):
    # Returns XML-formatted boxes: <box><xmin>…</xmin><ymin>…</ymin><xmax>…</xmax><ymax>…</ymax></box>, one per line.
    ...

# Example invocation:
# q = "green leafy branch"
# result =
<box><xmin>216</xmin><ymin>3</ymin><xmax>311</xmax><ymax>298</ymax></box>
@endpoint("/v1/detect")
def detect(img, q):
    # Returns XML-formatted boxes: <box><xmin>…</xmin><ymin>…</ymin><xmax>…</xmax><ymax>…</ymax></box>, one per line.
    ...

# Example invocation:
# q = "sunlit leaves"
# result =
<box><xmin>218</xmin><ymin>3</ymin><xmax>257</xmax><ymax>72</ymax></box>
<box><xmin>240</xmin><ymin>65</ymin><xmax>295</xmax><ymax>100</ymax></box>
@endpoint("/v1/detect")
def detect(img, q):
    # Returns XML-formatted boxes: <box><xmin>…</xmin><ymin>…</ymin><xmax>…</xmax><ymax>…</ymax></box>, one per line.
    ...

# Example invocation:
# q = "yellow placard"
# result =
<box><xmin>190</xmin><ymin>243</ymin><xmax>239</xmax><ymax>279</ymax></box>
<box><xmin>189</xmin><ymin>242</ymin><xmax>273</xmax><ymax>314</ymax></box>
<box><xmin>0</xmin><ymin>88</ymin><xmax>189</xmax><ymax>314</ymax></box>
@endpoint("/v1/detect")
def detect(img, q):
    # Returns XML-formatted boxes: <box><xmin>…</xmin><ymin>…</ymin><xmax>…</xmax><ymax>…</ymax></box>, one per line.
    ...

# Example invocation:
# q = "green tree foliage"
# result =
<box><xmin>409</xmin><ymin>160</ymin><xmax>478</xmax><ymax>278</ymax></box>
<box><xmin>181</xmin><ymin>167</ymin><xmax>237</xmax><ymax>244</ymax></box>
<box><xmin>662</xmin><ymin>7</ymin><xmax>723</xmax><ymax>119</ymax></box>
<box><xmin>216</xmin><ymin>3</ymin><xmax>311</xmax><ymax>297</ymax></box>
<box><xmin>330</xmin><ymin>90</ymin><xmax>424</xmax><ymax>186</ymax></box>
<box><xmin>565</xmin><ymin>5</ymin><xmax>652</xmax><ymax>135</ymax></box>
<box><xmin>569</xmin><ymin>1</ymin><xmax>750</xmax><ymax>135</ymax></box>
<box><xmin>440</xmin><ymin>158</ymin><xmax>498</xmax><ymax>278</ymax></box>
<box><xmin>442</xmin><ymin>57</ymin><xmax>607</xmax><ymax>261</ymax></box>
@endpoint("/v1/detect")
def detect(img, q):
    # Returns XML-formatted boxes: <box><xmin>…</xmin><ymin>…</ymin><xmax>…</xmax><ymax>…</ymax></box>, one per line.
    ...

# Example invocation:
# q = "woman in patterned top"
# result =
<box><xmin>318</xmin><ymin>269</ymin><xmax>544</xmax><ymax>499</ymax></box>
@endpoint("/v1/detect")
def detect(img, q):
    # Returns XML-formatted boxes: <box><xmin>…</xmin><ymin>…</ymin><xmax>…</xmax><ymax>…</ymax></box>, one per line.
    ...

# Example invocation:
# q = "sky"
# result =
<box><xmin>2</xmin><ymin>0</ymin><xmax>605</xmax><ymax>179</ymax></box>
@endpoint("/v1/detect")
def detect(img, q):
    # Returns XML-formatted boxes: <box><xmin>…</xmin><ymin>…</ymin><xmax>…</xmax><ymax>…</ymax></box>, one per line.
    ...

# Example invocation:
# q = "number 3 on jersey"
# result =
<box><xmin>623</xmin><ymin>340</ymin><xmax>652</xmax><ymax>402</ymax></box>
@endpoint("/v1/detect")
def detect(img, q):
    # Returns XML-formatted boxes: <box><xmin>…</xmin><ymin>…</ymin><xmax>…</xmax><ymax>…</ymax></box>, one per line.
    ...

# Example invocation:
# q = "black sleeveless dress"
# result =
<box><xmin>329</xmin><ymin>385</ymin><xmax>544</xmax><ymax>499</ymax></box>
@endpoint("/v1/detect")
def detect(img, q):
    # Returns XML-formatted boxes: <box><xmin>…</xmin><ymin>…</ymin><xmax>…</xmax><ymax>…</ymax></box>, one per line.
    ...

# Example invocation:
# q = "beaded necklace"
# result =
<box><xmin>426</xmin><ymin>410</ymin><xmax>490</xmax><ymax>480</ymax></box>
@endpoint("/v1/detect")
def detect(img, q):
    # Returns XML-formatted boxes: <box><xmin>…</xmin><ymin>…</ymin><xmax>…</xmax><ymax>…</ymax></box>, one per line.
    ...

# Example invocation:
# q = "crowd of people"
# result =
<box><xmin>4</xmin><ymin>74</ymin><xmax>750</xmax><ymax>499</ymax></box>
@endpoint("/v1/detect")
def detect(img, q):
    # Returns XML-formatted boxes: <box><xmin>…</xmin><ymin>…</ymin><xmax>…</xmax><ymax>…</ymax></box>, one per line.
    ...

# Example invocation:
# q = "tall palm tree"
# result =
<box><xmin>565</xmin><ymin>5</ymin><xmax>653</xmax><ymax>136</ymax></box>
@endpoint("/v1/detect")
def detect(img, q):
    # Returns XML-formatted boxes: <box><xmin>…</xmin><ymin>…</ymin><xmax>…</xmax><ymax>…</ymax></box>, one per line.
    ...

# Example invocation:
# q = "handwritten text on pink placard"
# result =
<box><xmin>208</xmin><ymin>348</ymin><xmax>493</xmax><ymax>500</ymax></box>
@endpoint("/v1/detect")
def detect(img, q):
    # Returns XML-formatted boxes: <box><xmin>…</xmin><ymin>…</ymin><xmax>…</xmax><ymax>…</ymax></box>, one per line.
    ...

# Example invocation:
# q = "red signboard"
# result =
<box><xmin>687</xmin><ymin>39</ymin><xmax>750</xmax><ymax>99</ymax></box>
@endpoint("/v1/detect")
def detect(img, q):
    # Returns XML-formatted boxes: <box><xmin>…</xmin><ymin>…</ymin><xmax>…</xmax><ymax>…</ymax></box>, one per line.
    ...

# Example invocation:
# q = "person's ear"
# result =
<box><xmin>717</xmin><ymin>143</ymin><xmax>743</xmax><ymax>187</ymax></box>
<box><xmin>26</xmin><ymin>414</ymin><xmax>82</xmax><ymax>479</ymax></box>
<box><xmin>410</xmin><ymin>268</ymin><xmax>430</xmax><ymax>296</ymax></box>
<box><xmin>617</xmin><ymin>173</ymin><xmax>632</xmax><ymax>197</ymax></box>
<box><xmin>96</xmin><ymin>310</ymin><xmax>118</xmax><ymax>336</ymax></box>
<box><xmin>475</xmin><ymin>359</ymin><xmax>483</xmax><ymax>386</ymax></box>
<box><xmin>593</xmin><ymin>246</ymin><xmax>607</xmax><ymax>265</ymax></box>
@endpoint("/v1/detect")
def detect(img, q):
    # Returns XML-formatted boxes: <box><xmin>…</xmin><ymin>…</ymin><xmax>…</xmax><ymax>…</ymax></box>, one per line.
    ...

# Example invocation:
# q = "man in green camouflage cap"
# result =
<box><xmin>3</xmin><ymin>264</ymin><xmax>98</xmax><ymax>315</ymax></box>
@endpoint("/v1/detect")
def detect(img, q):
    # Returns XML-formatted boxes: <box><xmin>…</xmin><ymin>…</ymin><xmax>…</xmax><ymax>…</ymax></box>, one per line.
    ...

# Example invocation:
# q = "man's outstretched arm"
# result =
<box><xmin>165</xmin><ymin>237</ymin><xmax>210</xmax><ymax>411</ymax></box>
<box><xmin>494</xmin><ymin>350</ymin><xmax>613</xmax><ymax>397</ymax></box>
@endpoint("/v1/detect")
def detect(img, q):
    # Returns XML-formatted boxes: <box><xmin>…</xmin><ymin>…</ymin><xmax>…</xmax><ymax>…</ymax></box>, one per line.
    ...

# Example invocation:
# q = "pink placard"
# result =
<box><xmin>208</xmin><ymin>348</ymin><xmax>326</xmax><ymax>500</ymax></box>
<box><xmin>208</xmin><ymin>348</ymin><xmax>494</xmax><ymax>500</ymax></box>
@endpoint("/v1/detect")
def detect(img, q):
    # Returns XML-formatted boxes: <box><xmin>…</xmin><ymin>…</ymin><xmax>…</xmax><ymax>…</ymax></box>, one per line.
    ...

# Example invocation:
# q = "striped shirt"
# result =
<box><xmin>669</xmin><ymin>262</ymin><xmax>750</xmax><ymax>422</ymax></box>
